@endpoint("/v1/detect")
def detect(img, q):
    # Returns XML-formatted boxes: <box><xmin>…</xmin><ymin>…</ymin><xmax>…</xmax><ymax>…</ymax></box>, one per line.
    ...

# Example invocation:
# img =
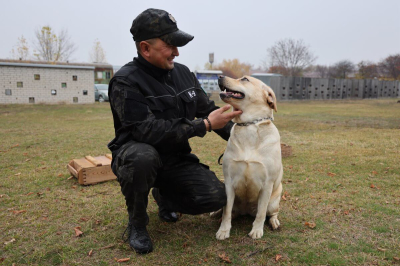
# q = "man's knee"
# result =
<box><xmin>189</xmin><ymin>184</ymin><xmax>227</xmax><ymax>214</ymax></box>
<box><xmin>112</xmin><ymin>141</ymin><xmax>162</xmax><ymax>185</ymax></box>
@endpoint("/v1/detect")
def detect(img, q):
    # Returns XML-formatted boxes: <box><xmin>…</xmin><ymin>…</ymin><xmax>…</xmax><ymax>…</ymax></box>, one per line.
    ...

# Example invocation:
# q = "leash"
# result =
<box><xmin>218</xmin><ymin>153</ymin><xmax>224</xmax><ymax>165</ymax></box>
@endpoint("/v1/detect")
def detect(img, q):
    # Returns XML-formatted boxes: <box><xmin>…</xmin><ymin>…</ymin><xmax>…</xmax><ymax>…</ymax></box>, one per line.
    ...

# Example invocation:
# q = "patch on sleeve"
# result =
<box><xmin>187</xmin><ymin>90</ymin><xmax>196</xmax><ymax>98</ymax></box>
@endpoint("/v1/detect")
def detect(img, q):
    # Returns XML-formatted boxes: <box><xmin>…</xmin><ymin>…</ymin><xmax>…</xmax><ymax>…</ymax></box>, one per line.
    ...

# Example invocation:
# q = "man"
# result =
<box><xmin>107</xmin><ymin>8</ymin><xmax>242</xmax><ymax>254</ymax></box>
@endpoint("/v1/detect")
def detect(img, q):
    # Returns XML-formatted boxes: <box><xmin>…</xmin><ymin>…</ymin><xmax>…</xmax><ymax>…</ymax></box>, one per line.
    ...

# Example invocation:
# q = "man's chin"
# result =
<box><xmin>166</xmin><ymin>62</ymin><xmax>175</xmax><ymax>70</ymax></box>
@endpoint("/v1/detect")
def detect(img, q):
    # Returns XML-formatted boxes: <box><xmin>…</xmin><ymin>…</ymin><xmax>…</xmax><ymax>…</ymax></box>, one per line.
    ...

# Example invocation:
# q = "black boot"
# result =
<box><xmin>128</xmin><ymin>223</ymin><xmax>153</xmax><ymax>254</ymax></box>
<box><xmin>123</xmin><ymin>213</ymin><xmax>153</xmax><ymax>254</ymax></box>
<box><xmin>152</xmin><ymin>188</ymin><xmax>178</xmax><ymax>223</ymax></box>
<box><xmin>123</xmin><ymin>201</ymin><xmax>153</xmax><ymax>254</ymax></box>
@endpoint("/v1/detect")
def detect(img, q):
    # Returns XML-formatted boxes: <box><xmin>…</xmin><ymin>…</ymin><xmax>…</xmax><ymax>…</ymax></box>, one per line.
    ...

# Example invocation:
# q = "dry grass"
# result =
<box><xmin>1</xmin><ymin>99</ymin><xmax>399</xmax><ymax>265</ymax></box>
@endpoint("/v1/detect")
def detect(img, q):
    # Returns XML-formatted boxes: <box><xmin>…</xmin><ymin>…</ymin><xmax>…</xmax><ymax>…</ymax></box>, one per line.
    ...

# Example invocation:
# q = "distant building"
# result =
<box><xmin>0</xmin><ymin>59</ymin><xmax>95</xmax><ymax>104</ymax></box>
<box><xmin>251</xmin><ymin>73</ymin><xmax>282</xmax><ymax>87</ymax></box>
<box><xmin>92</xmin><ymin>63</ymin><xmax>114</xmax><ymax>84</ymax></box>
<box><xmin>194</xmin><ymin>70</ymin><xmax>223</xmax><ymax>92</ymax></box>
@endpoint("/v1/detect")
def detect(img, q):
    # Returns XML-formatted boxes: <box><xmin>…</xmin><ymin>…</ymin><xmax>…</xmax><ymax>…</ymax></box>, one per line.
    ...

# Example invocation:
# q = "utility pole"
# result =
<box><xmin>209</xmin><ymin>53</ymin><xmax>214</xmax><ymax>69</ymax></box>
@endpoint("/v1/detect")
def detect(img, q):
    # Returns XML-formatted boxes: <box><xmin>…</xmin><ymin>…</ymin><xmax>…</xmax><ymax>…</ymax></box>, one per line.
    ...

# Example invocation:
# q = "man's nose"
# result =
<box><xmin>172</xmin><ymin>46</ymin><xmax>179</xmax><ymax>56</ymax></box>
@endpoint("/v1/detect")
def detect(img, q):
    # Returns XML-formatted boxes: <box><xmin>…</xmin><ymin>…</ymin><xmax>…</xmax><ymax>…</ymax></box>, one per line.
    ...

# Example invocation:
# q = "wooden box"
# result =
<box><xmin>67</xmin><ymin>154</ymin><xmax>117</xmax><ymax>185</ymax></box>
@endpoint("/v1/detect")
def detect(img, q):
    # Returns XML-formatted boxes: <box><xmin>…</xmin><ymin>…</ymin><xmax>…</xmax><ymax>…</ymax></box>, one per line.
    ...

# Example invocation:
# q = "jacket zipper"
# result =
<box><xmin>164</xmin><ymin>73</ymin><xmax>180</xmax><ymax>113</ymax></box>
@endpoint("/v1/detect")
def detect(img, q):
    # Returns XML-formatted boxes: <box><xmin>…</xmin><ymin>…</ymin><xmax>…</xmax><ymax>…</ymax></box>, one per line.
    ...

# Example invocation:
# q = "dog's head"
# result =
<box><xmin>218</xmin><ymin>75</ymin><xmax>277</xmax><ymax>123</ymax></box>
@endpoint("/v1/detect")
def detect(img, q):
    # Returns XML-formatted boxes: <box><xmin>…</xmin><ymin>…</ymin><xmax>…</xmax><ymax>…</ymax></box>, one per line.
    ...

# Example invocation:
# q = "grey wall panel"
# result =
<box><xmin>357</xmin><ymin>79</ymin><xmax>364</xmax><ymax>98</ymax></box>
<box><xmin>342</xmin><ymin>79</ymin><xmax>349</xmax><ymax>99</ymax></box>
<box><xmin>269</xmin><ymin>76</ymin><xmax>281</xmax><ymax>101</ymax></box>
<box><xmin>344</xmin><ymin>79</ymin><xmax>353</xmax><ymax>98</ymax></box>
<box><xmin>281</xmin><ymin>77</ymin><xmax>290</xmax><ymax>101</ymax></box>
<box><xmin>299</xmin><ymin>77</ymin><xmax>307</xmax><ymax>100</ymax></box>
<box><xmin>364</xmin><ymin>79</ymin><xmax>371</xmax><ymax>98</ymax></box>
<box><xmin>293</xmin><ymin>77</ymin><xmax>302</xmax><ymax>100</ymax></box>
<box><xmin>304</xmin><ymin>78</ymin><xmax>312</xmax><ymax>100</ymax></box>
<box><xmin>288</xmin><ymin>77</ymin><xmax>295</xmax><ymax>100</ymax></box>
<box><xmin>387</xmin><ymin>81</ymin><xmax>394</xmax><ymax>97</ymax></box>
<box><xmin>319</xmin><ymin>79</ymin><xmax>329</xmax><ymax>100</ymax></box>
<box><xmin>350</xmin><ymin>79</ymin><xmax>357</xmax><ymax>98</ymax></box>
<box><xmin>327</xmin><ymin>79</ymin><xmax>335</xmax><ymax>99</ymax></box>
<box><xmin>313</xmin><ymin>78</ymin><xmax>321</xmax><ymax>100</ymax></box>
<box><xmin>371</xmin><ymin>79</ymin><xmax>380</xmax><ymax>98</ymax></box>
<box><xmin>330</xmin><ymin>79</ymin><xmax>338</xmax><ymax>99</ymax></box>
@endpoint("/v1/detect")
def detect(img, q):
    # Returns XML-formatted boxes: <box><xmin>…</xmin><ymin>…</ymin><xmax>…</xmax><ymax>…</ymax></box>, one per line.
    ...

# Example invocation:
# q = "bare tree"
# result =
<box><xmin>10</xmin><ymin>35</ymin><xmax>30</xmax><ymax>60</ymax></box>
<box><xmin>332</xmin><ymin>60</ymin><xmax>355</xmax><ymax>79</ymax></box>
<box><xmin>205</xmin><ymin>58</ymin><xmax>252</xmax><ymax>78</ymax></box>
<box><xmin>266</xmin><ymin>38</ymin><xmax>317</xmax><ymax>77</ymax></box>
<box><xmin>33</xmin><ymin>26</ymin><xmax>76</xmax><ymax>62</ymax></box>
<box><xmin>356</xmin><ymin>61</ymin><xmax>379</xmax><ymax>79</ymax></box>
<box><xmin>89</xmin><ymin>39</ymin><xmax>107</xmax><ymax>63</ymax></box>
<box><xmin>379</xmin><ymin>54</ymin><xmax>400</xmax><ymax>80</ymax></box>
<box><xmin>314</xmin><ymin>65</ymin><xmax>330</xmax><ymax>78</ymax></box>
<box><xmin>267</xmin><ymin>65</ymin><xmax>288</xmax><ymax>76</ymax></box>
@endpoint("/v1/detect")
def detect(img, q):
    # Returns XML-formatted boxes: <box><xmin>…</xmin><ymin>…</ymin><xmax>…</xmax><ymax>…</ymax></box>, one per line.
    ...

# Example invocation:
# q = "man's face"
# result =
<box><xmin>147</xmin><ymin>38</ymin><xmax>179</xmax><ymax>70</ymax></box>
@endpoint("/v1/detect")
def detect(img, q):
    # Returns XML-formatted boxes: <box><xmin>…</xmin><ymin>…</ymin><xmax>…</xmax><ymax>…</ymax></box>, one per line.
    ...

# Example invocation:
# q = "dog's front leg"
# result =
<box><xmin>249</xmin><ymin>186</ymin><xmax>273</xmax><ymax>239</ymax></box>
<box><xmin>216</xmin><ymin>184</ymin><xmax>235</xmax><ymax>240</ymax></box>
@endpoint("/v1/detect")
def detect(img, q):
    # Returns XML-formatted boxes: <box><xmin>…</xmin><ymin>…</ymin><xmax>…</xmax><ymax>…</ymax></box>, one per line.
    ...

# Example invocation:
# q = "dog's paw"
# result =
<box><xmin>248</xmin><ymin>228</ymin><xmax>264</xmax><ymax>239</ymax></box>
<box><xmin>216</xmin><ymin>229</ymin><xmax>230</xmax><ymax>240</ymax></box>
<box><xmin>269</xmin><ymin>217</ymin><xmax>280</xmax><ymax>230</ymax></box>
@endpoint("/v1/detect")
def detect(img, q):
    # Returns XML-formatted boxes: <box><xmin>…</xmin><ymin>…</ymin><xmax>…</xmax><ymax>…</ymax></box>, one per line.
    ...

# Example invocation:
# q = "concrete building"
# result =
<box><xmin>251</xmin><ymin>73</ymin><xmax>283</xmax><ymax>87</ymax></box>
<box><xmin>0</xmin><ymin>59</ymin><xmax>95</xmax><ymax>104</ymax></box>
<box><xmin>194</xmin><ymin>70</ymin><xmax>223</xmax><ymax>92</ymax></box>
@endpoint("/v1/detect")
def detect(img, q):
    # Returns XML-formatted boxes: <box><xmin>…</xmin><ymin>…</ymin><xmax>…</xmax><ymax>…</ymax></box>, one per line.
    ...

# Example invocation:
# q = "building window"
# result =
<box><xmin>5</xmin><ymin>89</ymin><xmax>12</xmax><ymax>95</ymax></box>
<box><xmin>73</xmin><ymin>97</ymin><xmax>78</xmax><ymax>103</ymax></box>
<box><xmin>73</xmin><ymin>75</ymin><xmax>78</xmax><ymax>81</ymax></box>
<box><xmin>51</xmin><ymin>90</ymin><xmax>57</xmax><ymax>95</ymax></box>
<box><xmin>34</xmin><ymin>74</ymin><xmax>40</xmax><ymax>80</ymax></box>
<box><xmin>17</xmin><ymin>82</ymin><xmax>23</xmax><ymax>88</ymax></box>
<box><xmin>62</xmin><ymin>83</ymin><xmax>67</xmax><ymax>88</ymax></box>
<box><xmin>29</xmin><ymin>97</ymin><xmax>35</xmax><ymax>103</ymax></box>
<box><xmin>83</xmin><ymin>90</ymin><xmax>88</xmax><ymax>95</ymax></box>
<box><xmin>97</xmin><ymin>72</ymin><xmax>103</xmax><ymax>79</ymax></box>
<box><xmin>105</xmin><ymin>71</ymin><xmax>111</xmax><ymax>79</ymax></box>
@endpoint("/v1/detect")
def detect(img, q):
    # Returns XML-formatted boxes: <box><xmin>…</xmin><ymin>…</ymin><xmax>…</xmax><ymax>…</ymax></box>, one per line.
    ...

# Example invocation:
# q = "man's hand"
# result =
<box><xmin>204</xmin><ymin>105</ymin><xmax>242</xmax><ymax>131</ymax></box>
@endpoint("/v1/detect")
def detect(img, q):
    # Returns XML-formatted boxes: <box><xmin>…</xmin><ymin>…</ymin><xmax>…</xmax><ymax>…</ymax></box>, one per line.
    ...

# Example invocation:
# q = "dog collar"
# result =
<box><xmin>236</xmin><ymin>117</ymin><xmax>274</xmax><ymax>126</ymax></box>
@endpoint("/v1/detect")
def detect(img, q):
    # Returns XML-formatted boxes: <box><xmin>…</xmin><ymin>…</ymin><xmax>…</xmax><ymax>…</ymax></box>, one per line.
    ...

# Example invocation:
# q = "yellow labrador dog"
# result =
<box><xmin>215</xmin><ymin>75</ymin><xmax>283</xmax><ymax>240</ymax></box>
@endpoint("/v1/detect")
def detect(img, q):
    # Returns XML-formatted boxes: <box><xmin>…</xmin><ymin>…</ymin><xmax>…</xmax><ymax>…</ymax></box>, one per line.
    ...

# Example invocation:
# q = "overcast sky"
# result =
<box><xmin>1</xmin><ymin>0</ymin><xmax>399</xmax><ymax>71</ymax></box>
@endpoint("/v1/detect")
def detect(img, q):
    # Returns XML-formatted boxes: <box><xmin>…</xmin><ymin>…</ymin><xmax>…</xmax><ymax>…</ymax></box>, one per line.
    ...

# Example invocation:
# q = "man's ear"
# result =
<box><xmin>263</xmin><ymin>88</ymin><xmax>278</xmax><ymax>112</ymax></box>
<box><xmin>140</xmin><ymin>41</ymin><xmax>151</xmax><ymax>57</ymax></box>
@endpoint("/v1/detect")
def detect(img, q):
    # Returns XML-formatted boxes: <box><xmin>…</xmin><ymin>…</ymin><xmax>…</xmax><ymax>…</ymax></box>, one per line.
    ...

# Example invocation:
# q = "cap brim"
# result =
<box><xmin>159</xmin><ymin>30</ymin><xmax>194</xmax><ymax>47</ymax></box>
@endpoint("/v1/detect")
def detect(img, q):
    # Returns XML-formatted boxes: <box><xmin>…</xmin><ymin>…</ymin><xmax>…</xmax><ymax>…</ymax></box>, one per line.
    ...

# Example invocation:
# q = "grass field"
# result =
<box><xmin>1</xmin><ymin>99</ymin><xmax>399</xmax><ymax>265</ymax></box>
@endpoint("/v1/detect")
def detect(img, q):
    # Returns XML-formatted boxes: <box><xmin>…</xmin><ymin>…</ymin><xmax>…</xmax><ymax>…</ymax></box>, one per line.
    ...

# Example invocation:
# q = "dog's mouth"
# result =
<box><xmin>219</xmin><ymin>87</ymin><xmax>245</xmax><ymax>100</ymax></box>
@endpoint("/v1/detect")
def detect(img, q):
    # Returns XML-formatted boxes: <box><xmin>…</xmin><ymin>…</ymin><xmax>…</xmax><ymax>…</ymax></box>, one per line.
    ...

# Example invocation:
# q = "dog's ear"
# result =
<box><xmin>263</xmin><ymin>86</ymin><xmax>278</xmax><ymax>112</ymax></box>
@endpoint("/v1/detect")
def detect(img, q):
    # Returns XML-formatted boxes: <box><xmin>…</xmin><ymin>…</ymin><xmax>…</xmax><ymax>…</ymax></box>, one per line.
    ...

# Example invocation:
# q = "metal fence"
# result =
<box><xmin>255</xmin><ymin>76</ymin><xmax>400</xmax><ymax>101</ymax></box>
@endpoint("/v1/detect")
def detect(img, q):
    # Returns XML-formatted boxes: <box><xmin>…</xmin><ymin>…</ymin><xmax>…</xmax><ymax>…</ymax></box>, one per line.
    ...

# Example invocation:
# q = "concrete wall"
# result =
<box><xmin>260</xmin><ymin>76</ymin><xmax>400</xmax><ymax>101</ymax></box>
<box><xmin>0</xmin><ymin>64</ymin><xmax>95</xmax><ymax>104</ymax></box>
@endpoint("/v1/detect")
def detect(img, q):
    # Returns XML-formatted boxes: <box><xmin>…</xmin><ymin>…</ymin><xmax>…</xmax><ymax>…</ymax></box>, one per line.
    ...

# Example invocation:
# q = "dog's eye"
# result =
<box><xmin>241</xmin><ymin>77</ymin><xmax>249</xmax><ymax>82</ymax></box>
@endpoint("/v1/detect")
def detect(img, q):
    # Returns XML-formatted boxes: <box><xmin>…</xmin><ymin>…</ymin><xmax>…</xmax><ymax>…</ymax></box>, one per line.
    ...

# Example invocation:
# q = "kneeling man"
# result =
<box><xmin>107</xmin><ymin>8</ymin><xmax>242</xmax><ymax>254</ymax></box>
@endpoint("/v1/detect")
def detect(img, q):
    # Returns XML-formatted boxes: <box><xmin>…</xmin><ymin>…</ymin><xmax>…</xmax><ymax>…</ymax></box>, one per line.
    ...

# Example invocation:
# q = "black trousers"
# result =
<box><xmin>111</xmin><ymin>141</ymin><xmax>227</xmax><ymax>227</ymax></box>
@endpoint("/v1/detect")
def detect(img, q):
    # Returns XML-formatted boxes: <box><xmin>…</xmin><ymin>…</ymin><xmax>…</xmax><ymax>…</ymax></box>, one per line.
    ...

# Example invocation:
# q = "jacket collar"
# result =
<box><xmin>135</xmin><ymin>53</ymin><xmax>171</xmax><ymax>79</ymax></box>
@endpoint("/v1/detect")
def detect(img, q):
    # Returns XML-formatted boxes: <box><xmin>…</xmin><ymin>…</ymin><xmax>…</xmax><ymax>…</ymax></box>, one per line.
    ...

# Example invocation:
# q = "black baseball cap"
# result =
<box><xmin>130</xmin><ymin>8</ymin><xmax>194</xmax><ymax>47</ymax></box>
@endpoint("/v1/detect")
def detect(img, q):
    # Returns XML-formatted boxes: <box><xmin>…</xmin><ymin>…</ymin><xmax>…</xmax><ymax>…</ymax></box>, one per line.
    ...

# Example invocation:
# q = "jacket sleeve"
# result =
<box><xmin>192</xmin><ymin>73</ymin><xmax>233</xmax><ymax>141</ymax></box>
<box><xmin>109</xmin><ymin>79</ymin><xmax>207</xmax><ymax>151</ymax></box>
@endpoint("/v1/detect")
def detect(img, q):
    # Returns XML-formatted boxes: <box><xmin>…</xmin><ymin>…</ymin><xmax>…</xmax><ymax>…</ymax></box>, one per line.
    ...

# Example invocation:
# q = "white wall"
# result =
<box><xmin>0</xmin><ymin>65</ymin><xmax>95</xmax><ymax>104</ymax></box>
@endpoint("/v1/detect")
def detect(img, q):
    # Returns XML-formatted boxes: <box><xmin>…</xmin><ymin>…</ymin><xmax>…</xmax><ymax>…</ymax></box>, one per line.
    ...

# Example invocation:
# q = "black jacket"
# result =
<box><xmin>107</xmin><ymin>54</ymin><xmax>232</xmax><ymax>155</ymax></box>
